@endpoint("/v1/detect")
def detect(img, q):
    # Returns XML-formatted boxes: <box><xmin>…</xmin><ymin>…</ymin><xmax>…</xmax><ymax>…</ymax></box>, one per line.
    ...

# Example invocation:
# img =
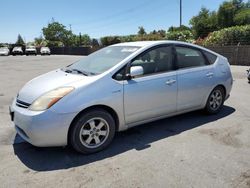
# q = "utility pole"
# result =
<box><xmin>180</xmin><ymin>0</ymin><xmax>182</xmax><ymax>27</ymax></box>
<box><xmin>79</xmin><ymin>32</ymin><xmax>82</xmax><ymax>46</ymax></box>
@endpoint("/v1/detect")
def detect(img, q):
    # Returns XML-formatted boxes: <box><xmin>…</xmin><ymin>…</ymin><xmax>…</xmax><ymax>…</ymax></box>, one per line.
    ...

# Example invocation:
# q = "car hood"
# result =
<box><xmin>17</xmin><ymin>69</ymin><xmax>89</xmax><ymax>104</ymax></box>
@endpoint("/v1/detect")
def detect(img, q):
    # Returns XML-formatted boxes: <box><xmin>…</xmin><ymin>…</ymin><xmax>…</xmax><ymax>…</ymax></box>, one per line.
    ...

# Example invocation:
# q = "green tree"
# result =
<box><xmin>34</xmin><ymin>36</ymin><xmax>47</xmax><ymax>47</ymax></box>
<box><xmin>217</xmin><ymin>0</ymin><xmax>249</xmax><ymax>28</ymax></box>
<box><xmin>79</xmin><ymin>34</ymin><xmax>91</xmax><ymax>46</ymax></box>
<box><xmin>217</xmin><ymin>1</ymin><xmax>237</xmax><ymax>28</ymax></box>
<box><xmin>234</xmin><ymin>8</ymin><xmax>250</xmax><ymax>25</ymax></box>
<box><xmin>42</xmin><ymin>21</ymin><xmax>74</xmax><ymax>47</ymax></box>
<box><xmin>168</xmin><ymin>25</ymin><xmax>191</xmax><ymax>32</ymax></box>
<box><xmin>100</xmin><ymin>36</ymin><xmax>121</xmax><ymax>46</ymax></box>
<box><xmin>138</xmin><ymin>26</ymin><xmax>146</xmax><ymax>35</ymax></box>
<box><xmin>16</xmin><ymin>34</ymin><xmax>25</xmax><ymax>45</ymax></box>
<box><xmin>91</xmin><ymin>39</ymin><xmax>99</xmax><ymax>47</ymax></box>
<box><xmin>149</xmin><ymin>30</ymin><xmax>166</xmax><ymax>37</ymax></box>
<box><xmin>190</xmin><ymin>8</ymin><xmax>218</xmax><ymax>39</ymax></box>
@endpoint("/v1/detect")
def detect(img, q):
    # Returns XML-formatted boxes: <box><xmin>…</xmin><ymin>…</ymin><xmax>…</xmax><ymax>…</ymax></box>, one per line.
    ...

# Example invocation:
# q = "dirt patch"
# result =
<box><xmin>199</xmin><ymin>127</ymin><xmax>243</xmax><ymax>148</ymax></box>
<box><xmin>232</xmin><ymin>170</ymin><xmax>250</xmax><ymax>188</ymax></box>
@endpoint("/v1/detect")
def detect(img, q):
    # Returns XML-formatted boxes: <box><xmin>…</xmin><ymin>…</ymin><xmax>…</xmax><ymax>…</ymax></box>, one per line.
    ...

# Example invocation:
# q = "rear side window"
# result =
<box><xmin>176</xmin><ymin>46</ymin><xmax>207</xmax><ymax>69</ymax></box>
<box><xmin>203</xmin><ymin>50</ymin><xmax>217</xmax><ymax>64</ymax></box>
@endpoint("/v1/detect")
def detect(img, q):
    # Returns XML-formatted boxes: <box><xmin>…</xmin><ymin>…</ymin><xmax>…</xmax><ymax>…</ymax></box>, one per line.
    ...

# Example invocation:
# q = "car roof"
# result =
<box><xmin>112</xmin><ymin>40</ymin><xmax>195</xmax><ymax>47</ymax></box>
<box><xmin>112</xmin><ymin>40</ymin><xmax>222</xmax><ymax>57</ymax></box>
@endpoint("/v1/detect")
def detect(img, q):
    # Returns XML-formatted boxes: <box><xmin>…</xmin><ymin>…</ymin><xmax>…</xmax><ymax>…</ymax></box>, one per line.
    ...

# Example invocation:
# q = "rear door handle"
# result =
<box><xmin>206</xmin><ymin>72</ymin><xmax>214</xmax><ymax>77</ymax></box>
<box><xmin>166</xmin><ymin>79</ymin><xmax>176</xmax><ymax>85</ymax></box>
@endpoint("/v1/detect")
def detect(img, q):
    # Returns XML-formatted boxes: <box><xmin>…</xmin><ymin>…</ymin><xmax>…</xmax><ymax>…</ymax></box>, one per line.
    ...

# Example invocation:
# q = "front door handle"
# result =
<box><xmin>206</xmin><ymin>72</ymin><xmax>214</xmax><ymax>77</ymax></box>
<box><xmin>166</xmin><ymin>79</ymin><xmax>176</xmax><ymax>85</ymax></box>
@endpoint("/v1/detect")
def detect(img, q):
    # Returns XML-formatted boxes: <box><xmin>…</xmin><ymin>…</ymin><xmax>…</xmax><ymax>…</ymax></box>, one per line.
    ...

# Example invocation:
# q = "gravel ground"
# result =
<box><xmin>0</xmin><ymin>55</ymin><xmax>250</xmax><ymax>188</ymax></box>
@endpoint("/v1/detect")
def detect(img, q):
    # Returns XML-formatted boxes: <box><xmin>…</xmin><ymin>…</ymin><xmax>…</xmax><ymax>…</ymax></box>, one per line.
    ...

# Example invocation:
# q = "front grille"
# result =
<box><xmin>16</xmin><ymin>99</ymin><xmax>31</xmax><ymax>108</ymax></box>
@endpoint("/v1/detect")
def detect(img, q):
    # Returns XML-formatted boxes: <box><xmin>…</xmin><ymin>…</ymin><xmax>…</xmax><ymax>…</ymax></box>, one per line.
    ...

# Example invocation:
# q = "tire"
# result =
<box><xmin>69</xmin><ymin>109</ymin><xmax>116</xmax><ymax>154</ymax></box>
<box><xmin>204</xmin><ymin>86</ymin><xmax>225</xmax><ymax>114</ymax></box>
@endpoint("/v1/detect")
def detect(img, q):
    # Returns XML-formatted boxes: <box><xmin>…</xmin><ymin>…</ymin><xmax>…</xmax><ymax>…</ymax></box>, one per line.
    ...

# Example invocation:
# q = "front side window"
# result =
<box><xmin>130</xmin><ymin>46</ymin><xmax>173</xmax><ymax>77</ymax></box>
<box><xmin>176</xmin><ymin>46</ymin><xmax>207</xmax><ymax>69</ymax></box>
<box><xmin>68</xmin><ymin>46</ymin><xmax>140</xmax><ymax>75</ymax></box>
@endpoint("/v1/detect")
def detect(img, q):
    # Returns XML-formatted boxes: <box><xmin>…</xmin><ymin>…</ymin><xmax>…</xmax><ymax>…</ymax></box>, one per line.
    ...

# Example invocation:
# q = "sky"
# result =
<box><xmin>0</xmin><ymin>0</ymin><xmax>227</xmax><ymax>43</ymax></box>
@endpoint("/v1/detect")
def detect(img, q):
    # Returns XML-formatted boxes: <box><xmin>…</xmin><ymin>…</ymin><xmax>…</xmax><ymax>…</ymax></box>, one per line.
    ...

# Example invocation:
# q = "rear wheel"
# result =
<box><xmin>204</xmin><ymin>86</ymin><xmax>225</xmax><ymax>114</ymax></box>
<box><xmin>70</xmin><ymin>109</ymin><xmax>116</xmax><ymax>154</ymax></box>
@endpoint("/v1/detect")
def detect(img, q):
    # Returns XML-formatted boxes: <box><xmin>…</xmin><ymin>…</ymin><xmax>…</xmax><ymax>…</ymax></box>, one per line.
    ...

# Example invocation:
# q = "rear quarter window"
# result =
<box><xmin>203</xmin><ymin>51</ymin><xmax>217</xmax><ymax>64</ymax></box>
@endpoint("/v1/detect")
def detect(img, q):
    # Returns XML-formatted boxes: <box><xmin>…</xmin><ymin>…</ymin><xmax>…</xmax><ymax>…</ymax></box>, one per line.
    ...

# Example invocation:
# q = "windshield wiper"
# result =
<box><xmin>64</xmin><ymin>68</ymin><xmax>97</xmax><ymax>76</ymax></box>
<box><xmin>71</xmin><ymin>69</ymin><xmax>89</xmax><ymax>76</ymax></box>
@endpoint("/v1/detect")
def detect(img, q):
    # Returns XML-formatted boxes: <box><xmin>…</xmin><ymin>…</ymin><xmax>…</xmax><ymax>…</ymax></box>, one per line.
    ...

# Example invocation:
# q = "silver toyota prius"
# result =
<box><xmin>10</xmin><ymin>41</ymin><xmax>233</xmax><ymax>154</ymax></box>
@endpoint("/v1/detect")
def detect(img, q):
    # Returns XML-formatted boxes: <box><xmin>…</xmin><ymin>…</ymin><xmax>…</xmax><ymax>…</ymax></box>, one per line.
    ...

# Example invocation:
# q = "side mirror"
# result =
<box><xmin>129</xmin><ymin>66</ymin><xmax>144</xmax><ymax>78</ymax></box>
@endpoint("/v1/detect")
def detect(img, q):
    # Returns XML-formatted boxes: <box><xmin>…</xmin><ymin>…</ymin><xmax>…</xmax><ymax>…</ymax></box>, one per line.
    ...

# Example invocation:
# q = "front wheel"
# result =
<box><xmin>204</xmin><ymin>86</ymin><xmax>225</xmax><ymax>114</ymax></box>
<box><xmin>69</xmin><ymin>109</ymin><xmax>116</xmax><ymax>154</ymax></box>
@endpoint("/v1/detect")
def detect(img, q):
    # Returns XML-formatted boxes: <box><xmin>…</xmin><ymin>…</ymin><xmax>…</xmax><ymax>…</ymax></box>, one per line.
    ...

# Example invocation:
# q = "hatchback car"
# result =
<box><xmin>25</xmin><ymin>46</ymin><xmax>37</xmax><ymax>56</ymax></box>
<box><xmin>12</xmin><ymin>46</ymin><xmax>23</xmax><ymax>55</ymax></box>
<box><xmin>10</xmin><ymin>41</ymin><xmax>233</xmax><ymax>154</ymax></box>
<box><xmin>0</xmin><ymin>47</ymin><xmax>10</xmax><ymax>56</ymax></box>
<box><xmin>40</xmin><ymin>47</ymin><xmax>51</xmax><ymax>55</ymax></box>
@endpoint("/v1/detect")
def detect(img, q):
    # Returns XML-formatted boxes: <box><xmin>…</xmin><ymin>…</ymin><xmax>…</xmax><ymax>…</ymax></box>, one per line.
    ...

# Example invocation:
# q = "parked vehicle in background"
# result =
<box><xmin>25</xmin><ymin>46</ymin><xmax>37</xmax><ymax>56</ymax></box>
<box><xmin>10</xmin><ymin>41</ymin><xmax>233</xmax><ymax>154</ymax></box>
<box><xmin>0</xmin><ymin>47</ymin><xmax>10</xmax><ymax>56</ymax></box>
<box><xmin>12</xmin><ymin>46</ymin><xmax>23</xmax><ymax>55</ymax></box>
<box><xmin>247</xmin><ymin>68</ymin><xmax>250</xmax><ymax>82</ymax></box>
<box><xmin>40</xmin><ymin>47</ymin><xmax>51</xmax><ymax>55</ymax></box>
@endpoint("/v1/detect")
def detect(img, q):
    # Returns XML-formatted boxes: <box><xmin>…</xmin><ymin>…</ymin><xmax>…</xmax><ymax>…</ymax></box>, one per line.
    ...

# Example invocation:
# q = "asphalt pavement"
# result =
<box><xmin>0</xmin><ymin>55</ymin><xmax>250</xmax><ymax>188</ymax></box>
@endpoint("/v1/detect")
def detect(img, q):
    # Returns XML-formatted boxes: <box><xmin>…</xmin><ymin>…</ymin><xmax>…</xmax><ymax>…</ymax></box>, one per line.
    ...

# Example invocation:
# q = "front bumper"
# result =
<box><xmin>12</xmin><ymin>51</ymin><xmax>23</xmax><ymax>55</ymax></box>
<box><xmin>10</xmin><ymin>98</ymin><xmax>77</xmax><ymax>147</ymax></box>
<box><xmin>41</xmin><ymin>51</ymin><xmax>50</xmax><ymax>54</ymax></box>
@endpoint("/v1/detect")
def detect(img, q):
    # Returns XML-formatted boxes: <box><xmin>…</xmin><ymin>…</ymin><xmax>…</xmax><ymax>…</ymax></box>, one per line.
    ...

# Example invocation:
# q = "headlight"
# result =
<box><xmin>29</xmin><ymin>87</ymin><xmax>74</xmax><ymax>111</ymax></box>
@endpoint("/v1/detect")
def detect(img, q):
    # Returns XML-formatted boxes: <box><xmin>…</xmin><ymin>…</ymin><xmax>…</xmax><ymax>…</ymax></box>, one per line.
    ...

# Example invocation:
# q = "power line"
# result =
<box><xmin>71</xmin><ymin>0</ymin><xmax>153</xmax><ymax>26</ymax></box>
<box><xmin>73</xmin><ymin>1</ymin><xmax>167</xmax><ymax>33</ymax></box>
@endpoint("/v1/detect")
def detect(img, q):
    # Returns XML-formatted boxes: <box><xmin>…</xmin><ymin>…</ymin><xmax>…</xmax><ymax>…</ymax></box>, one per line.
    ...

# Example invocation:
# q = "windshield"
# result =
<box><xmin>26</xmin><ymin>46</ymin><xmax>35</xmax><ymax>49</ymax></box>
<box><xmin>67</xmin><ymin>46</ymin><xmax>140</xmax><ymax>75</ymax></box>
<box><xmin>13</xmin><ymin>47</ymin><xmax>22</xmax><ymax>50</ymax></box>
<box><xmin>41</xmin><ymin>47</ymin><xmax>49</xmax><ymax>50</ymax></box>
<box><xmin>0</xmin><ymin>47</ymin><xmax>8</xmax><ymax>51</ymax></box>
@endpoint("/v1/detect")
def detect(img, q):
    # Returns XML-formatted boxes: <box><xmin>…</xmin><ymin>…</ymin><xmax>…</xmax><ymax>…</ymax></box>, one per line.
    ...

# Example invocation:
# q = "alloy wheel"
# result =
<box><xmin>79</xmin><ymin>117</ymin><xmax>110</xmax><ymax>149</ymax></box>
<box><xmin>209</xmin><ymin>89</ymin><xmax>223</xmax><ymax>111</ymax></box>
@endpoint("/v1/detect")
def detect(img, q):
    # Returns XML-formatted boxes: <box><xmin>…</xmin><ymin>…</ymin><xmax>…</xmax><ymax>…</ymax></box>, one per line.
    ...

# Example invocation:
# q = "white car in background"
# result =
<box><xmin>40</xmin><ymin>47</ymin><xmax>51</xmax><ymax>55</ymax></box>
<box><xmin>0</xmin><ymin>47</ymin><xmax>10</xmax><ymax>56</ymax></box>
<box><xmin>25</xmin><ymin>46</ymin><xmax>37</xmax><ymax>56</ymax></box>
<box><xmin>12</xmin><ymin>46</ymin><xmax>23</xmax><ymax>55</ymax></box>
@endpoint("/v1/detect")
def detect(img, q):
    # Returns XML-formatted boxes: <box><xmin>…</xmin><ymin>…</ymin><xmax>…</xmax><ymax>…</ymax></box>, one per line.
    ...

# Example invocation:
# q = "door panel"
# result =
<box><xmin>177</xmin><ymin>66</ymin><xmax>215</xmax><ymax>111</ymax></box>
<box><xmin>124</xmin><ymin>72</ymin><xmax>177</xmax><ymax>124</ymax></box>
<box><xmin>175</xmin><ymin>45</ymin><xmax>215</xmax><ymax>111</ymax></box>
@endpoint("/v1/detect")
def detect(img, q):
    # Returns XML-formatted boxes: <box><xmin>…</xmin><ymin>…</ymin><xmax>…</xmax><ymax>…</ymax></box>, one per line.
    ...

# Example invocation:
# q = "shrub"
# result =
<box><xmin>165</xmin><ymin>30</ymin><xmax>194</xmax><ymax>43</ymax></box>
<box><xmin>202</xmin><ymin>25</ymin><xmax>250</xmax><ymax>46</ymax></box>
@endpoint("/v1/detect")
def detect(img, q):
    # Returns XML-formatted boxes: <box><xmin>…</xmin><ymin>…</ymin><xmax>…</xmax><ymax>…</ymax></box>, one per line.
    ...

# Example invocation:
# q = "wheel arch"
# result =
<box><xmin>67</xmin><ymin>104</ymin><xmax>119</xmax><ymax>145</ymax></box>
<box><xmin>214</xmin><ymin>84</ymin><xmax>226</xmax><ymax>97</ymax></box>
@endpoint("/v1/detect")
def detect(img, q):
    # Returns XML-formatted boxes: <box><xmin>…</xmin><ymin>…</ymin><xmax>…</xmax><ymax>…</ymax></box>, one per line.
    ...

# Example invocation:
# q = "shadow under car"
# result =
<box><xmin>13</xmin><ymin>105</ymin><xmax>235</xmax><ymax>171</ymax></box>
